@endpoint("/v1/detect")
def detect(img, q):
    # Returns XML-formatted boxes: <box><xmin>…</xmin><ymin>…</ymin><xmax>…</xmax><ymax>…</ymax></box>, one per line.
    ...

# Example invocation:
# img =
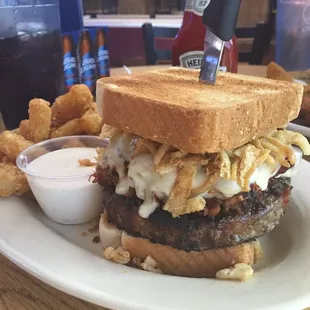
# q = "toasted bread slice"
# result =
<box><xmin>122</xmin><ymin>233</ymin><xmax>262</xmax><ymax>278</ymax></box>
<box><xmin>99</xmin><ymin>213</ymin><xmax>263</xmax><ymax>278</ymax></box>
<box><xmin>97</xmin><ymin>67</ymin><xmax>303</xmax><ymax>153</ymax></box>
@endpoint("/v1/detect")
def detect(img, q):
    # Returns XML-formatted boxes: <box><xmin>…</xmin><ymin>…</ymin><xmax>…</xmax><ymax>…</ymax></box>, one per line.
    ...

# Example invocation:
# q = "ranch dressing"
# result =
<box><xmin>26</xmin><ymin>147</ymin><xmax>103</xmax><ymax>225</ymax></box>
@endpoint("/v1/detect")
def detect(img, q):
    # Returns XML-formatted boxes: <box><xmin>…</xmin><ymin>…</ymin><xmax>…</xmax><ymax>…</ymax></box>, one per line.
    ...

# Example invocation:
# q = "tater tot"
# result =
<box><xmin>52</xmin><ymin>85</ymin><xmax>93</xmax><ymax>124</ymax></box>
<box><xmin>80</xmin><ymin>110</ymin><xmax>102</xmax><ymax>135</ymax></box>
<box><xmin>0</xmin><ymin>152</ymin><xmax>10</xmax><ymax>163</ymax></box>
<box><xmin>27</xmin><ymin>98</ymin><xmax>52</xmax><ymax>142</ymax></box>
<box><xmin>90</xmin><ymin>102</ymin><xmax>98</xmax><ymax>111</ymax></box>
<box><xmin>0</xmin><ymin>162</ymin><xmax>30</xmax><ymax>197</ymax></box>
<box><xmin>19</xmin><ymin>119</ymin><xmax>31</xmax><ymax>140</ymax></box>
<box><xmin>50</xmin><ymin>119</ymin><xmax>84</xmax><ymax>139</ymax></box>
<box><xmin>0</xmin><ymin>131</ymin><xmax>33</xmax><ymax>161</ymax></box>
<box><xmin>14</xmin><ymin>128</ymin><xmax>21</xmax><ymax>135</ymax></box>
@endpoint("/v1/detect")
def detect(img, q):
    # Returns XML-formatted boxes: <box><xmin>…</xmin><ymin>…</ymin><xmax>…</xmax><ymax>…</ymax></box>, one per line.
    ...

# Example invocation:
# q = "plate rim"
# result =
<box><xmin>287</xmin><ymin>122</ymin><xmax>310</xmax><ymax>138</ymax></box>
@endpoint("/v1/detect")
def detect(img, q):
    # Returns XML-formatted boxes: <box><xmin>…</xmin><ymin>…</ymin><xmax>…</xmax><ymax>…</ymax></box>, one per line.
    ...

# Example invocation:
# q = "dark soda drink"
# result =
<box><xmin>0</xmin><ymin>30</ymin><xmax>63</xmax><ymax>130</ymax></box>
<box><xmin>0</xmin><ymin>3</ymin><xmax>63</xmax><ymax>130</ymax></box>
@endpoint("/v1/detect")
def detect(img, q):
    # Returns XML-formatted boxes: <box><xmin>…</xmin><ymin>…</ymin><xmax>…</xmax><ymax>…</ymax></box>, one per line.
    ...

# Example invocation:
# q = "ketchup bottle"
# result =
<box><xmin>172</xmin><ymin>0</ymin><xmax>238</xmax><ymax>73</ymax></box>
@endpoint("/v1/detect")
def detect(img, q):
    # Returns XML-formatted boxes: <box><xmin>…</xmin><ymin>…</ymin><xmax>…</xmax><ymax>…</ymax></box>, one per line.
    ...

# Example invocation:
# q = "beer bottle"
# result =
<box><xmin>78</xmin><ymin>30</ymin><xmax>97</xmax><ymax>93</ymax></box>
<box><xmin>96</xmin><ymin>28</ymin><xmax>110</xmax><ymax>78</ymax></box>
<box><xmin>62</xmin><ymin>34</ymin><xmax>79</xmax><ymax>91</ymax></box>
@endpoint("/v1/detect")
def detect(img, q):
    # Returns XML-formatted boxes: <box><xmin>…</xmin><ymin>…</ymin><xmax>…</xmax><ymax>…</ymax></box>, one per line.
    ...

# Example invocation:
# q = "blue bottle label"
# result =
<box><xmin>80</xmin><ymin>53</ymin><xmax>96</xmax><ymax>89</ymax></box>
<box><xmin>97</xmin><ymin>46</ymin><xmax>110</xmax><ymax>77</ymax></box>
<box><xmin>63</xmin><ymin>52</ymin><xmax>78</xmax><ymax>88</ymax></box>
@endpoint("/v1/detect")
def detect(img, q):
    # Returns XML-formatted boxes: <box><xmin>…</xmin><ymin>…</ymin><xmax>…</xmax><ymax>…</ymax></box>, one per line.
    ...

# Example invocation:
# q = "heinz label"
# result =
<box><xmin>185</xmin><ymin>0</ymin><xmax>211</xmax><ymax>16</ymax></box>
<box><xmin>179</xmin><ymin>51</ymin><xmax>203</xmax><ymax>69</ymax></box>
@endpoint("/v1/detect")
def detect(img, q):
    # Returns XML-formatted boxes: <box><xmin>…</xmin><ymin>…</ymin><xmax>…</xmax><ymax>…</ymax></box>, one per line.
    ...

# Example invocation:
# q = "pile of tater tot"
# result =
<box><xmin>0</xmin><ymin>85</ymin><xmax>102</xmax><ymax>197</ymax></box>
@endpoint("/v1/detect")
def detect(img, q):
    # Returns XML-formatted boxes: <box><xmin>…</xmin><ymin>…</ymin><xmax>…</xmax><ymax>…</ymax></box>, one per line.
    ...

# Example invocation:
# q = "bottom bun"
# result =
<box><xmin>99</xmin><ymin>212</ymin><xmax>122</xmax><ymax>249</ymax></box>
<box><xmin>100</xmin><ymin>213</ymin><xmax>263</xmax><ymax>278</ymax></box>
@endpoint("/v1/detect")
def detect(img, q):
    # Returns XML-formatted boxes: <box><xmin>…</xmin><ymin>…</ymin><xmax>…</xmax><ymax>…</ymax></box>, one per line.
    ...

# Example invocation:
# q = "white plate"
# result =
<box><xmin>294</xmin><ymin>79</ymin><xmax>307</xmax><ymax>86</ymax></box>
<box><xmin>287</xmin><ymin>122</ymin><xmax>310</xmax><ymax>138</ymax></box>
<box><xmin>1</xmin><ymin>161</ymin><xmax>310</xmax><ymax>310</ymax></box>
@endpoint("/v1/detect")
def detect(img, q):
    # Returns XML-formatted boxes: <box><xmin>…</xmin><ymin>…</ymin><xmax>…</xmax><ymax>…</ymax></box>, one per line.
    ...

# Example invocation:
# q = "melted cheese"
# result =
<box><xmin>276</xmin><ymin>146</ymin><xmax>302</xmax><ymax>178</ymax></box>
<box><xmin>101</xmin><ymin>139</ymin><xmax>303</xmax><ymax>219</ymax></box>
<box><xmin>128</xmin><ymin>154</ymin><xmax>177</xmax><ymax>218</ymax></box>
<box><xmin>102</xmin><ymin>132</ymin><xmax>135</xmax><ymax>195</ymax></box>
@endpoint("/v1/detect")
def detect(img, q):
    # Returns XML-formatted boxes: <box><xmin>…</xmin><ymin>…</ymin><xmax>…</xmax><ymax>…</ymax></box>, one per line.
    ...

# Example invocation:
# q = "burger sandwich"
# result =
<box><xmin>94</xmin><ymin>67</ymin><xmax>310</xmax><ymax>280</ymax></box>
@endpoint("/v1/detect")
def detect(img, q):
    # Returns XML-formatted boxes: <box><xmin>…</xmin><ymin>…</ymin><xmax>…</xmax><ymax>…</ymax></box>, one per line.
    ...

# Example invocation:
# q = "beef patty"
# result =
<box><xmin>101</xmin><ymin>175</ymin><xmax>291</xmax><ymax>252</ymax></box>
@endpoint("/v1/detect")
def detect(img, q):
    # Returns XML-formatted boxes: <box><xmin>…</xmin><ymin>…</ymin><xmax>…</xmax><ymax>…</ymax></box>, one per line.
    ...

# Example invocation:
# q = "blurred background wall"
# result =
<box><xmin>82</xmin><ymin>0</ymin><xmax>276</xmax><ymax>67</ymax></box>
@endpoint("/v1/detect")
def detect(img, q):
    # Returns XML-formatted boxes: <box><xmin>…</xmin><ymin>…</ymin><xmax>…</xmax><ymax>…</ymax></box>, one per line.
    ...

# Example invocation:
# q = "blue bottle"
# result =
<box><xmin>96</xmin><ymin>28</ymin><xmax>110</xmax><ymax>78</ymax></box>
<box><xmin>78</xmin><ymin>30</ymin><xmax>97</xmax><ymax>94</ymax></box>
<box><xmin>63</xmin><ymin>34</ymin><xmax>79</xmax><ymax>90</ymax></box>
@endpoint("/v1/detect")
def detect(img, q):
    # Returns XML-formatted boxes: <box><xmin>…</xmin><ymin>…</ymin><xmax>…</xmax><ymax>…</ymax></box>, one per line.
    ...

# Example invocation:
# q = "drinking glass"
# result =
<box><xmin>276</xmin><ymin>0</ymin><xmax>310</xmax><ymax>71</ymax></box>
<box><xmin>0</xmin><ymin>0</ymin><xmax>63</xmax><ymax>130</ymax></box>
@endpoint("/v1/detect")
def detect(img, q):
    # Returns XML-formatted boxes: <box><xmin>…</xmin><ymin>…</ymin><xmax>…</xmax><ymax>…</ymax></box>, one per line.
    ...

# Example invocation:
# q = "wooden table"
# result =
<box><xmin>0</xmin><ymin>64</ymin><xmax>308</xmax><ymax>310</ymax></box>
